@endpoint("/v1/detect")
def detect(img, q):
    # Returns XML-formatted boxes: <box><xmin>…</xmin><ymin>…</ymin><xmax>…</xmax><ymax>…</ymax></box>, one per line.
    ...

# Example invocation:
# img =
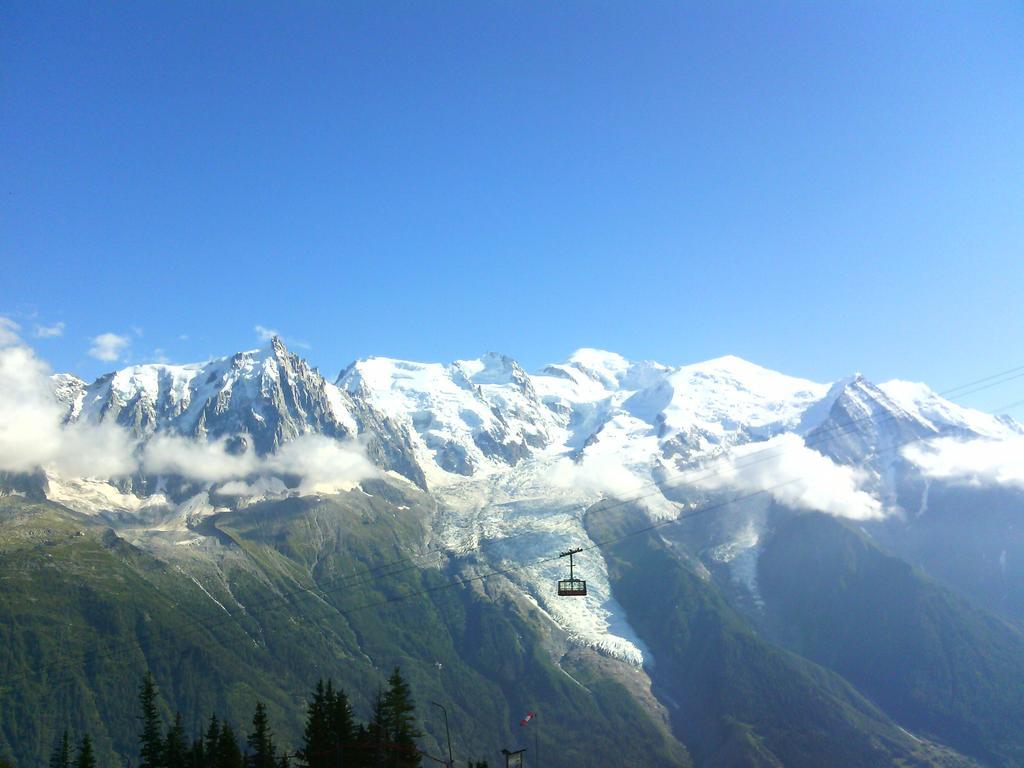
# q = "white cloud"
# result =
<box><xmin>546</xmin><ymin>452</ymin><xmax>655</xmax><ymax>501</ymax></box>
<box><xmin>680</xmin><ymin>433</ymin><xmax>885</xmax><ymax>520</ymax></box>
<box><xmin>0</xmin><ymin>317</ymin><xmax>21</xmax><ymax>346</ymax></box>
<box><xmin>254</xmin><ymin>325</ymin><xmax>309</xmax><ymax>350</ymax></box>
<box><xmin>33</xmin><ymin>322</ymin><xmax>65</xmax><ymax>338</ymax></box>
<box><xmin>0</xmin><ymin>339</ymin><xmax>137</xmax><ymax>477</ymax></box>
<box><xmin>902</xmin><ymin>436</ymin><xmax>1024</xmax><ymax>489</ymax></box>
<box><xmin>546</xmin><ymin>433</ymin><xmax>884</xmax><ymax>521</ymax></box>
<box><xmin>89</xmin><ymin>332</ymin><xmax>130</xmax><ymax>362</ymax></box>
<box><xmin>142</xmin><ymin>435</ymin><xmax>259</xmax><ymax>483</ymax></box>
<box><xmin>141</xmin><ymin>433</ymin><xmax>377</xmax><ymax>493</ymax></box>
<box><xmin>0</xmin><ymin>343</ymin><xmax>64</xmax><ymax>472</ymax></box>
<box><xmin>266</xmin><ymin>435</ymin><xmax>378</xmax><ymax>493</ymax></box>
<box><xmin>255</xmin><ymin>325</ymin><xmax>279</xmax><ymax>342</ymax></box>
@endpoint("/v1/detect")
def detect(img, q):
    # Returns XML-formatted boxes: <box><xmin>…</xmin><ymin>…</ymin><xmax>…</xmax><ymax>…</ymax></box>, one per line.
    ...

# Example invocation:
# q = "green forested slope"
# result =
<box><xmin>0</xmin><ymin>489</ymin><xmax>687</xmax><ymax>767</ymax></box>
<box><xmin>759</xmin><ymin>512</ymin><xmax>1024</xmax><ymax>767</ymax></box>
<box><xmin>586</xmin><ymin>504</ymin><xmax>977</xmax><ymax>768</ymax></box>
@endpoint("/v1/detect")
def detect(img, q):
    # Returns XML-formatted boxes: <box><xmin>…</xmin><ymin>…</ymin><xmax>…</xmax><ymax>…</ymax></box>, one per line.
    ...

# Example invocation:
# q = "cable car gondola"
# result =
<box><xmin>557</xmin><ymin>547</ymin><xmax>587</xmax><ymax>596</ymax></box>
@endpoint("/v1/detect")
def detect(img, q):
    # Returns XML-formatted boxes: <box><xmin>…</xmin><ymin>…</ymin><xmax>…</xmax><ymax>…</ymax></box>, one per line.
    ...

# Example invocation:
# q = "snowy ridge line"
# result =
<box><xmin>49</xmin><ymin>340</ymin><xmax>1021</xmax><ymax>503</ymax></box>
<box><xmin>13</xmin><ymin>380</ymin><xmax>1019</xmax><ymax>693</ymax></box>
<box><xmin>329</xmin><ymin>360</ymin><xmax>1024</xmax><ymax>581</ymax></box>
<box><xmin>31</xmin><ymin>359</ymin><xmax>1012</xmax><ymax>601</ymax></box>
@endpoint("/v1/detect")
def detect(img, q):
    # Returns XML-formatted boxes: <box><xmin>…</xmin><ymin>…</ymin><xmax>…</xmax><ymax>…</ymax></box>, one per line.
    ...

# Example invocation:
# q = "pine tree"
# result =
<box><xmin>330</xmin><ymin>687</ymin><xmax>356</xmax><ymax>765</ymax></box>
<box><xmin>300</xmin><ymin>680</ymin><xmax>331</xmax><ymax>768</ymax></box>
<box><xmin>48</xmin><ymin>730</ymin><xmax>71</xmax><ymax>768</ymax></box>
<box><xmin>164</xmin><ymin>712</ymin><xmax>188</xmax><ymax>768</ymax></box>
<box><xmin>74</xmin><ymin>735</ymin><xmax>96</xmax><ymax>768</ymax></box>
<box><xmin>367</xmin><ymin>690</ymin><xmax>388</xmax><ymax>768</ymax></box>
<box><xmin>383</xmin><ymin>668</ymin><xmax>421</xmax><ymax>768</ymax></box>
<box><xmin>205</xmin><ymin>714</ymin><xmax>221</xmax><ymax>761</ymax></box>
<box><xmin>215</xmin><ymin>723</ymin><xmax>243</xmax><ymax>768</ymax></box>
<box><xmin>139</xmin><ymin>674</ymin><xmax>165</xmax><ymax>768</ymax></box>
<box><xmin>186</xmin><ymin>736</ymin><xmax>206</xmax><ymax>768</ymax></box>
<box><xmin>277</xmin><ymin>753</ymin><xmax>291</xmax><ymax>768</ymax></box>
<box><xmin>247</xmin><ymin>701</ymin><xmax>276</xmax><ymax>768</ymax></box>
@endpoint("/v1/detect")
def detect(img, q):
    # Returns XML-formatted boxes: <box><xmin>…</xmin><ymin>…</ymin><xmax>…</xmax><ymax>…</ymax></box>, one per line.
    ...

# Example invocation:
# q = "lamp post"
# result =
<box><xmin>430</xmin><ymin>701</ymin><xmax>454</xmax><ymax>768</ymax></box>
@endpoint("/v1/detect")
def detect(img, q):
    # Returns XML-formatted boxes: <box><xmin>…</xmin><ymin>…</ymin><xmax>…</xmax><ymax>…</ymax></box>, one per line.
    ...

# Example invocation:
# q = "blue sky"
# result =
<box><xmin>2</xmin><ymin>2</ymin><xmax>1022</xmax><ymax>414</ymax></box>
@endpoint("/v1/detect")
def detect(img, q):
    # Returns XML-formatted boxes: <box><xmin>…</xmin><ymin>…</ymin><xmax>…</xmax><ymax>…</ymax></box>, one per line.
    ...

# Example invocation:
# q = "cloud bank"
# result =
<box><xmin>142</xmin><ymin>433</ymin><xmax>377</xmax><ymax>494</ymax></box>
<box><xmin>902</xmin><ymin>436</ymin><xmax>1024</xmax><ymax>490</ymax></box>
<box><xmin>0</xmin><ymin>319</ymin><xmax>375</xmax><ymax>494</ymax></box>
<box><xmin>0</xmin><ymin>332</ymin><xmax>137</xmax><ymax>477</ymax></box>
<box><xmin>546</xmin><ymin>433</ymin><xmax>884</xmax><ymax>520</ymax></box>
<box><xmin>546</xmin><ymin>452</ymin><xmax>657</xmax><ymax>502</ymax></box>
<box><xmin>683</xmin><ymin>433</ymin><xmax>885</xmax><ymax>520</ymax></box>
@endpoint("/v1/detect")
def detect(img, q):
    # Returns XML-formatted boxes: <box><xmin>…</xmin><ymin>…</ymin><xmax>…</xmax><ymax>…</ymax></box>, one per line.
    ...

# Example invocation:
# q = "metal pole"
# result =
<box><xmin>430</xmin><ymin>701</ymin><xmax>454</xmax><ymax>768</ymax></box>
<box><xmin>534</xmin><ymin>715</ymin><xmax>539</xmax><ymax>768</ymax></box>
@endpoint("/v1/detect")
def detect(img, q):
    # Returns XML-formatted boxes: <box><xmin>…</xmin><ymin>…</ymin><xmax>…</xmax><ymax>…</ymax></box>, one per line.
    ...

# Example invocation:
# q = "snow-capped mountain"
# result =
<box><xmin>52</xmin><ymin>337</ymin><xmax>428</xmax><ymax>486</ymax></box>
<box><xmin>55</xmin><ymin>339</ymin><xmax>1018</xmax><ymax>498</ymax></box>
<box><xmin>337</xmin><ymin>352</ymin><xmax>554</xmax><ymax>484</ymax></box>
<box><xmin>65</xmin><ymin>337</ymin><xmax>356</xmax><ymax>451</ymax></box>
<box><xmin>36</xmin><ymin>339</ymin><xmax>1023</xmax><ymax>665</ymax></box>
<box><xmin>806</xmin><ymin>375</ymin><xmax>1022</xmax><ymax>488</ymax></box>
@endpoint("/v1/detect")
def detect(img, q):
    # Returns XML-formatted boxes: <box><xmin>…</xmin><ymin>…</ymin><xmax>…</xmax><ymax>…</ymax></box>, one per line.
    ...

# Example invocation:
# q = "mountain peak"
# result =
<box><xmin>455</xmin><ymin>352</ymin><xmax>528</xmax><ymax>387</ymax></box>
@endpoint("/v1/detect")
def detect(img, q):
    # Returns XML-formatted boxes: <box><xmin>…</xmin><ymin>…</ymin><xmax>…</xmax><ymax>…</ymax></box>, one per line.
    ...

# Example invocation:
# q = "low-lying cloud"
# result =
<box><xmin>142</xmin><ymin>435</ymin><xmax>259</xmax><ymax>483</ymax></box>
<box><xmin>546</xmin><ymin>433</ymin><xmax>884</xmax><ymax>520</ymax></box>
<box><xmin>682</xmin><ymin>433</ymin><xmax>886</xmax><ymax>520</ymax></box>
<box><xmin>0</xmin><ymin>320</ymin><xmax>376</xmax><ymax>494</ymax></box>
<box><xmin>546</xmin><ymin>452</ymin><xmax>657</xmax><ymax>502</ymax></box>
<box><xmin>902</xmin><ymin>436</ymin><xmax>1024</xmax><ymax>489</ymax></box>
<box><xmin>141</xmin><ymin>433</ymin><xmax>377</xmax><ymax>494</ymax></box>
<box><xmin>0</xmin><ymin>332</ymin><xmax>137</xmax><ymax>477</ymax></box>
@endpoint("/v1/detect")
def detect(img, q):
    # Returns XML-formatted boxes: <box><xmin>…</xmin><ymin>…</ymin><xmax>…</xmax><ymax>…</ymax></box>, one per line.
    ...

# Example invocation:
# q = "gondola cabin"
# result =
<box><xmin>557</xmin><ymin>547</ymin><xmax>587</xmax><ymax>597</ymax></box>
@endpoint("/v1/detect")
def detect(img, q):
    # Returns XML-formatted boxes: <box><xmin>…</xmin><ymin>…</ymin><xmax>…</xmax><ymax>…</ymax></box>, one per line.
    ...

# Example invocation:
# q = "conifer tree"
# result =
<box><xmin>300</xmin><ymin>680</ymin><xmax>331</xmax><ymax>768</ymax></box>
<box><xmin>139</xmin><ymin>674</ymin><xmax>165</xmax><ymax>768</ymax></box>
<box><xmin>186</xmin><ymin>737</ymin><xmax>206</xmax><ymax>768</ymax></box>
<box><xmin>74</xmin><ymin>735</ymin><xmax>96</xmax><ymax>768</ymax></box>
<box><xmin>330</xmin><ymin>687</ymin><xmax>356</xmax><ymax>765</ymax></box>
<box><xmin>247</xmin><ymin>701</ymin><xmax>276</xmax><ymax>768</ymax></box>
<box><xmin>205</xmin><ymin>715</ymin><xmax>222</xmax><ymax>762</ymax></box>
<box><xmin>367</xmin><ymin>689</ymin><xmax>389</xmax><ymax>768</ymax></box>
<box><xmin>48</xmin><ymin>730</ymin><xmax>71</xmax><ymax>768</ymax></box>
<box><xmin>277</xmin><ymin>753</ymin><xmax>291</xmax><ymax>768</ymax></box>
<box><xmin>164</xmin><ymin>712</ymin><xmax>188</xmax><ymax>768</ymax></box>
<box><xmin>383</xmin><ymin>668</ymin><xmax>421</xmax><ymax>768</ymax></box>
<box><xmin>215</xmin><ymin>723</ymin><xmax>244</xmax><ymax>768</ymax></box>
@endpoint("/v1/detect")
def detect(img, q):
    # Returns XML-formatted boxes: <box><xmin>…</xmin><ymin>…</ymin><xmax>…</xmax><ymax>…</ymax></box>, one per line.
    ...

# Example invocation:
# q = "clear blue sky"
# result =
<box><xmin>2</xmin><ymin>2</ymin><xmax>1022</xmax><ymax>413</ymax></box>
